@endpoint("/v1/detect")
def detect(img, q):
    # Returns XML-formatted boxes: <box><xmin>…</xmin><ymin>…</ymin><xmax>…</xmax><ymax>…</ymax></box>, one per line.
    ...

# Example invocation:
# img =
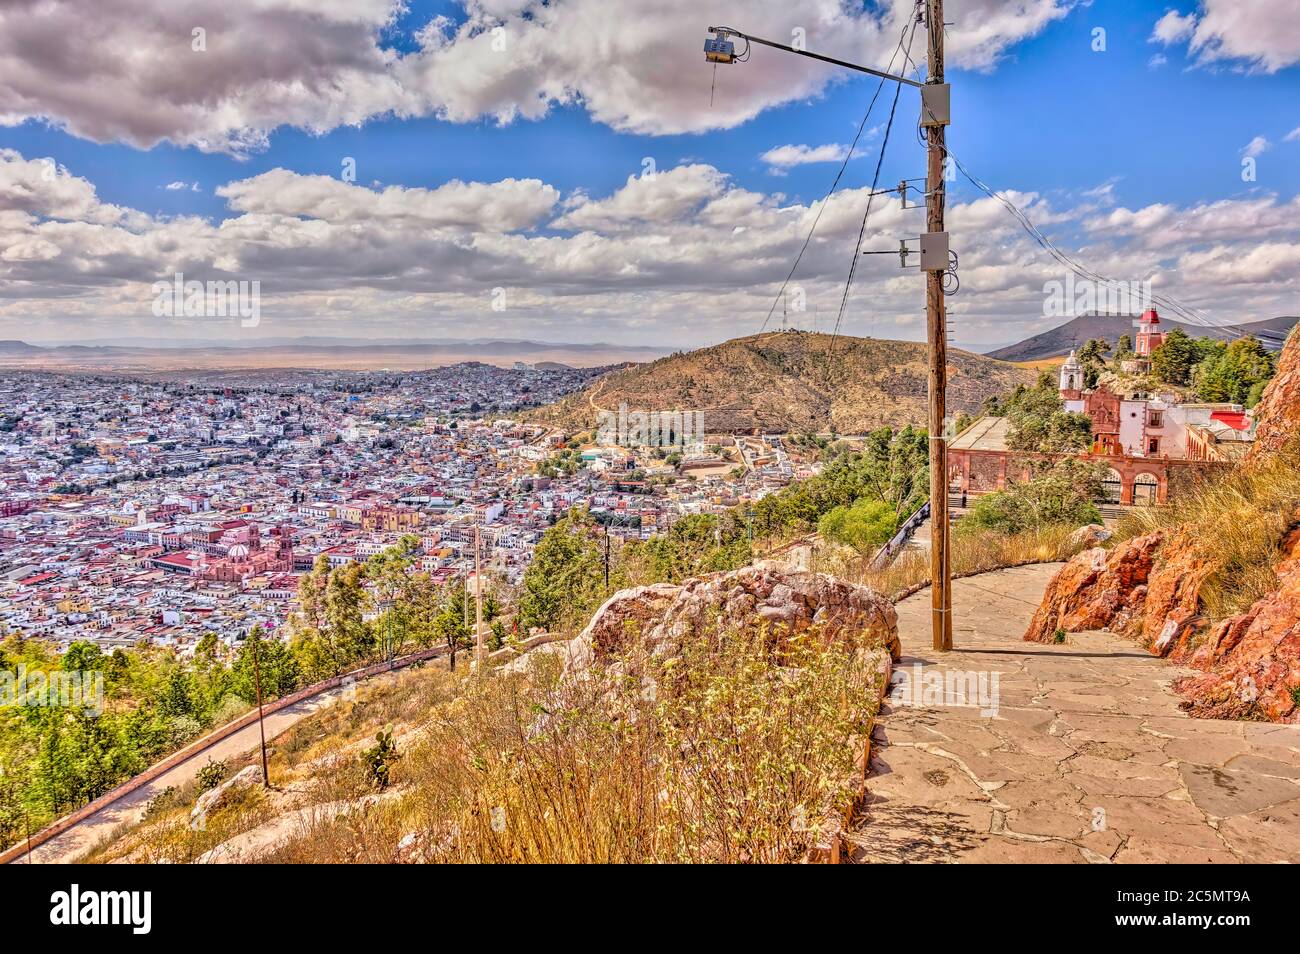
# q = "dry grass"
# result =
<box><xmin>1111</xmin><ymin>443</ymin><xmax>1300</xmax><ymax>620</ymax></box>
<box><xmin>260</xmin><ymin>625</ymin><xmax>884</xmax><ymax>864</ymax></box>
<box><xmin>80</xmin><ymin>660</ymin><xmax>459</xmax><ymax>864</ymax></box>
<box><xmin>814</xmin><ymin>523</ymin><xmax>1084</xmax><ymax>597</ymax></box>
<box><xmin>86</xmin><ymin>627</ymin><xmax>885</xmax><ymax>864</ymax></box>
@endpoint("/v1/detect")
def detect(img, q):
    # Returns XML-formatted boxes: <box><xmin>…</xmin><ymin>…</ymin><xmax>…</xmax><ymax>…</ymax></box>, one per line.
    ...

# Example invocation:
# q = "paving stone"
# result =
<box><xmin>1178</xmin><ymin>763</ymin><xmax>1300</xmax><ymax>818</ymax></box>
<box><xmin>852</xmin><ymin>564</ymin><xmax>1300</xmax><ymax>864</ymax></box>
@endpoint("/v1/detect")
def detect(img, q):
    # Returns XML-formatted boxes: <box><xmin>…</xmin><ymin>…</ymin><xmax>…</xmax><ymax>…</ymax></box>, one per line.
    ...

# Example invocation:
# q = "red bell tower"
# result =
<box><xmin>1135</xmin><ymin>308</ymin><xmax>1166</xmax><ymax>357</ymax></box>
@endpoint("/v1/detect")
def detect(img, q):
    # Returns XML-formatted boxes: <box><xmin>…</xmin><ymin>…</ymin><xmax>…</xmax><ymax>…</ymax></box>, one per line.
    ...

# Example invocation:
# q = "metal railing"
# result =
<box><xmin>871</xmin><ymin>499</ymin><xmax>931</xmax><ymax>570</ymax></box>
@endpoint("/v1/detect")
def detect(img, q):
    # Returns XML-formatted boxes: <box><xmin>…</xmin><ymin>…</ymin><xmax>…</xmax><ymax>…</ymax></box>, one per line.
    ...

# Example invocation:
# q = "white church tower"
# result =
<box><xmin>1059</xmin><ymin>349</ymin><xmax>1083</xmax><ymax>399</ymax></box>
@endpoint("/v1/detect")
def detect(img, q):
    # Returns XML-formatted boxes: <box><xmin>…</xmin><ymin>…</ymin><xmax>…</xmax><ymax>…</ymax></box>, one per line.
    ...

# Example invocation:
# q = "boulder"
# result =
<box><xmin>1024</xmin><ymin>533</ymin><xmax>1162</xmax><ymax>643</ymax></box>
<box><xmin>1068</xmin><ymin>524</ymin><xmax>1112</xmax><ymax>549</ymax></box>
<box><xmin>1174</xmin><ymin>532</ymin><xmax>1300</xmax><ymax>722</ymax></box>
<box><xmin>567</xmin><ymin>561</ymin><xmax>899</xmax><ymax>670</ymax></box>
<box><xmin>190</xmin><ymin>764</ymin><xmax>263</xmax><ymax>831</ymax></box>
<box><xmin>1246</xmin><ymin>327</ymin><xmax>1300</xmax><ymax>463</ymax></box>
<box><xmin>1139</xmin><ymin>528</ymin><xmax>1217</xmax><ymax>658</ymax></box>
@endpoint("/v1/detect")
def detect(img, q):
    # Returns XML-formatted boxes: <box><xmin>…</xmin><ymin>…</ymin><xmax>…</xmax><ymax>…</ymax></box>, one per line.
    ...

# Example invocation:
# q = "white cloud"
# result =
<box><xmin>1150</xmin><ymin>0</ymin><xmax>1300</xmax><ymax>72</ymax></box>
<box><xmin>1241</xmin><ymin>135</ymin><xmax>1271</xmax><ymax>158</ymax></box>
<box><xmin>1147</xmin><ymin>52</ymin><xmax>1168</xmax><ymax>69</ymax></box>
<box><xmin>216</xmin><ymin>169</ymin><xmax>559</xmax><ymax>232</ymax></box>
<box><xmin>550</xmin><ymin>165</ymin><xmax>728</xmax><ymax>232</ymax></box>
<box><xmin>1285</xmin><ymin>127</ymin><xmax>1300</xmax><ymax>142</ymax></box>
<box><xmin>0</xmin><ymin>0</ymin><xmax>1076</xmax><ymax>155</ymax></box>
<box><xmin>1151</xmin><ymin>10</ymin><xmax>1198</xmax><ymax>45</ymax></box>
<box><xmin>760</xmin><ymin>144</ymin><xmax>853</xmax><ymax>170</ymax></box>
<box><xmin>3</xmin><ymin>148</ymin><xmax>1297</xmax><ymax>349</ymax></box>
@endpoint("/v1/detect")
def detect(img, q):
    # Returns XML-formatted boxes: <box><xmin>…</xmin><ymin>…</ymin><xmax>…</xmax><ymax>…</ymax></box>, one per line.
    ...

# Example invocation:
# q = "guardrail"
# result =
<box><xmin>1</xmin><ymin>644</ymin><xmax>446</xmax><ymax>865</ymax></box>
<box><xmin>870</xmin><ymin>500</ymin><xmax>931</xmax><ymax>570</ymax></box>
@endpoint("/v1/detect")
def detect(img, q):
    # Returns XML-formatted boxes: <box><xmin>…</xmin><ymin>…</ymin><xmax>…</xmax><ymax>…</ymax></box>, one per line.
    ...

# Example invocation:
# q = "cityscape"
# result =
<box><xmin>0</xmin><ymin>364</ymin><xmax>804</xmax><ymax>652</ymax></box>
<box><xmin>0</xmin><ymin>0</ymin><xmax>1297</xmax><ymax>911</ymax></box>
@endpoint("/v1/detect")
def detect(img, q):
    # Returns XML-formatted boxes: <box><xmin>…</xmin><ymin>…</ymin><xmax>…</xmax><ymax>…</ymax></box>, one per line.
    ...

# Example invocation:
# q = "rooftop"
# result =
<box><xmin>949</xmin><ymin>416</ymin><xmax>1011</xmax><ymax>452</ymax></box>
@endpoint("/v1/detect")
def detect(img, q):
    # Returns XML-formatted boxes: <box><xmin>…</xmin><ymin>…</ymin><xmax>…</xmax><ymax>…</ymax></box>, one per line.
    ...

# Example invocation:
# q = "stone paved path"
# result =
<box><xmin>848</xmin><ymin>563</ymin><xmax>1300</xmax><ymax>863</ymax></box>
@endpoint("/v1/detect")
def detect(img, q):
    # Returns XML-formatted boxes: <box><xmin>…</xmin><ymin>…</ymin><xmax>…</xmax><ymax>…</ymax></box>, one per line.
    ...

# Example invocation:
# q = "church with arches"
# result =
<box><xmin>947</xmin><ymin>345</ymin><xmax>1256</xmax><ymax>507</ymax></box>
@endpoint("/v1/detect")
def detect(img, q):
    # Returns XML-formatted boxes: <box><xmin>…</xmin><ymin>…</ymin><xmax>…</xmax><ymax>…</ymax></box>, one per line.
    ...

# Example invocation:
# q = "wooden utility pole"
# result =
<box><xmin>925</xmin><ymin>0</ymin><xmax>953</xmax><ymax>651</ymax></box>
<box><xmin>474</xmin><ymin>525</ymin><xmax>485</xmax><ymax>666</ymax></box>
<box><xmin>250</xmin><ymin>631</ymin><xmax>271</xmax><ymax>786</ymax></box>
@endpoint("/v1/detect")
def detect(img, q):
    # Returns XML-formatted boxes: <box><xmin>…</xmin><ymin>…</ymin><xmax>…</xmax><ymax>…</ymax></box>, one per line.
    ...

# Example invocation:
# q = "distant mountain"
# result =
<box><xmin>527</xmin><ymin>330</ymin><xmax>1033</xmax><ymax>435</ymax></box>
<box><xmin>0</xmin><ymin>340</ymin><xmax>42</xmax><ymax>354</ymax></box>
<box><xmin>986</xmin><ymin>315</ymin><xmax>1298</xmax><ymax>362</ymax></box>
<box><xmin>0</xmin><ymin>338</ymin><xmax>665</xmax><ymax>371</ymax></box>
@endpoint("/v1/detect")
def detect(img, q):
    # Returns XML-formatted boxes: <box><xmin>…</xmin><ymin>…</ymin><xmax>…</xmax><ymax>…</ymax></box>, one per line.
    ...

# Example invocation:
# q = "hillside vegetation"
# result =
<box><xmin>85</xmin><ymin>608</ymin><xmax>885</xmax><ymax>864</ymax></box>
<box><xmin>528</xmin><ymin>331</ymin><xmax>1032</xmax><ymax>434</ymax></box>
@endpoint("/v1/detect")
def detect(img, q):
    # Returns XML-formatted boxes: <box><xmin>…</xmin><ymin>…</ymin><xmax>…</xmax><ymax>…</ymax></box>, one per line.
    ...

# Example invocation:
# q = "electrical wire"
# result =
<box><xmin>757</xmin><ymin>3</ymin><xmax>921</xmax><ymax>335</ymax></box>
<box><xmin>826</xmin><ymin>10</ymin><xmax>922</xmax><ymax>357</ymax></box>
<box><xmin>947</xmin><ymin>151</ymin><xmax>1279</xmax><ymax>347</ymax></box>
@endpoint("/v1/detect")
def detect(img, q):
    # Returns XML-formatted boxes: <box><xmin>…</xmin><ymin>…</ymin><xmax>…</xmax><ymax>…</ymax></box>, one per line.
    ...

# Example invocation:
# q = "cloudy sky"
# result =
<box><xmin>0</xmin><ymin>0</ymin><xmax>1297</xmax><ymax>351</ymax></box>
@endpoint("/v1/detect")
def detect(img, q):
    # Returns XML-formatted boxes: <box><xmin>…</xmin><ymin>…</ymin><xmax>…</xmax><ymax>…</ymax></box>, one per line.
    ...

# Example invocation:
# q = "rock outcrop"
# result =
<box><xmin>1023</xmin><ymin>533</ymin><xmax>1162</xmax><ymax>642</ymax></box>
<box><xmin>1174</xmin><ymin>529</ymin><xmax>1300</xmax><ymax>721</ymax></box>
<box><xmin>563</xmin><ymin>561</ymin><xmax>899</xmax><ymax>672</ymax></box>
<box><xmin>1247</xmin><ymin>326</ymin><xmax>1300</xmax><ymax>462</ymax></box>
<box><xmin>190</xmin><ymin>765</ymin><xmax>263</xmax><ymax>830</ymax></box>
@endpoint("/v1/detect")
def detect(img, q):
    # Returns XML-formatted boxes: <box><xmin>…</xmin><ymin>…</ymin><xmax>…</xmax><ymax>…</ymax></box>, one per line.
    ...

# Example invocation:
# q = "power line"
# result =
<box><xmin>946</xmin><ymin>151</ymin><xmax>1273</xmax><ymax>346</ymax></box>
<box><xmin>827</xmin><ymin>11</ymin><xmax>922</xmax><ymax>356</ymax></box>
<box><xmin>758</xmin><ymin>6</ymin><xmax>920</xmax><ymax>335</ymax></box>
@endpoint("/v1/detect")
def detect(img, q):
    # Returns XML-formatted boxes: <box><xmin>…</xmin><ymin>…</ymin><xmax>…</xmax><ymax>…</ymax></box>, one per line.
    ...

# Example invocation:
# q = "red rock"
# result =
<box><xmin>1141</xmin><ymin>529</ymin><xmax>1217</xmax><ymax>658</ymax></box>
<box><xmin>1023</xmin><ymin>533</ymin><xmax>1163</xmax><ymax>643</ymax></box>
<box><xmin>1246</xmin><ymin>328</ymin><xmax>1300</xmax><ymax>463</ymax></box>
<box><xmin>1175</xmin><ymin>549</ymin><xmax>1300</xmax><ymax>722</ymax></box>
<box><xmin>1021</xmin><ymin>330</ymin><xmax>1300</xmax><ymax>722</ymax></box>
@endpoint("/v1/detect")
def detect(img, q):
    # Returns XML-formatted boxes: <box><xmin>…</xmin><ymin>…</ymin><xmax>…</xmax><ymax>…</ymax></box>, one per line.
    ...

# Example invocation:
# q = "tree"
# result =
<box><xmin>1192</xmin><ymin>336</ymin><xmax>1274</xmax><ymax>405</ymax></box>
<box><xmin>963</xmin><ymin>460</ymin><xmax>1105</xmax><ymax>534</ymax></box>
<box><xmin>750</xmin><ymin>426</ymin><xmax>928</xmax><ymax>538</ymax></box>
<box><xmin>324</xmin><ymin>562</ymin><xmax>373</xmax><ymax>667</ymax></box>
<box><xmin>432</xmin><ymin>579</ymin><xmax>501</xmax><ymax>669</ymax></box>
<box><xmin>1077</xmin><ymin>338</ymin><xmax>1109</xmax><ymax>364</ymax></box>
<box><xmin>622</xmin><ymin>512</ymin><xmax>751</xmax><ymax>584</ymax></box>
<box><xmin>1150</xmin><ymin>329</ymin><xmax>1202</xmax><ymax>386</ymax></box>
<box><xmin>817</xmin><ymin>499</ymin><xmax>898</xmax><ymax>557</ymax></box>
<box><xmin>232</xmin><ymin>627</ymin><xmax>300</xmax><ymax>703</ymax></box>
<box><xmin>1001</xmin><ymin>374</ymin><xmax>1093</xmax><ymax>453</ymax></box>
<box><xmin>518</xmin><ymin>509</ymin><xmax>608</xmax><ymax>634</ymax></box>
<box><xmin>366</xmin><ymin>535</ymin><xmax>422</xmax><ymax>660</ymax></box>
<box><xmin>1077</xmin><ymin>338</ymin><xmax>1109</xmax><ymax>387</ymax></box>
<box><xmin>1113</xmin><ymin>333</ymin><xmax>1133</xmax><ymax>363</ymax></box>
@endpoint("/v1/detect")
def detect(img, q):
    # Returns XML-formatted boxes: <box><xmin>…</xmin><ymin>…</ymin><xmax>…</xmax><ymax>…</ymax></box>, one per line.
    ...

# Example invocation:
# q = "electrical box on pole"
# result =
<box><xmin>920</xmin><ymin>83</ymin><xmax>950</xmax><ymax>127</ymax></box>
<box><xmin>919</xmin><ymin>231</ymin><xmax>949</xmax><ymax>270</ymax></box>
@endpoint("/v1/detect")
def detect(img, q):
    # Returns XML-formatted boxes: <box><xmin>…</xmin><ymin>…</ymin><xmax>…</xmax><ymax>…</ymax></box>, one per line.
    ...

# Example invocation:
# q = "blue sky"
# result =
<box><xmin>0</xmin><ymin>0</ymin><xmax>1296</xmax><ymax>350</ymax></box>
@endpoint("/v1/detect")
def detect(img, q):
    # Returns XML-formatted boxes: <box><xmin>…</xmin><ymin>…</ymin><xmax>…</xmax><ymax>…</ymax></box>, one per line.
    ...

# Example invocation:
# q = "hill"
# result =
<box><xmin>986</xmin><ymin>315</ymin><xmax>1297</xmax><ymax>362</ymax></box>
<box><xmin>527</xmin><ymin>331</ymin><xmax>1033</xmax><ymax>434</ymax></box>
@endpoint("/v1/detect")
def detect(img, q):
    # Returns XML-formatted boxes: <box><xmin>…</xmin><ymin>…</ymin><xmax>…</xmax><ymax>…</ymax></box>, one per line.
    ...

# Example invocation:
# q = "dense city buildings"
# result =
<box><xmin>0</xmin><ymin>364</ymin><xmax>802</xmax><ymax>651</ymax></box>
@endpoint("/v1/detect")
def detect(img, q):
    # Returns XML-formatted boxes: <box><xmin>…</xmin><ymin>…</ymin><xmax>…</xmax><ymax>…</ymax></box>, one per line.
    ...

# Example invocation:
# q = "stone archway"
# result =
<box><xmin>1133</xmin><ymin>472</ymin><xmax>1159</xmax><ymax>505</ymax></box>
<box><xmin>1099</xmin><ymin>467</ymin><xmax>1123</xmax><ymax>504</ymax></box>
